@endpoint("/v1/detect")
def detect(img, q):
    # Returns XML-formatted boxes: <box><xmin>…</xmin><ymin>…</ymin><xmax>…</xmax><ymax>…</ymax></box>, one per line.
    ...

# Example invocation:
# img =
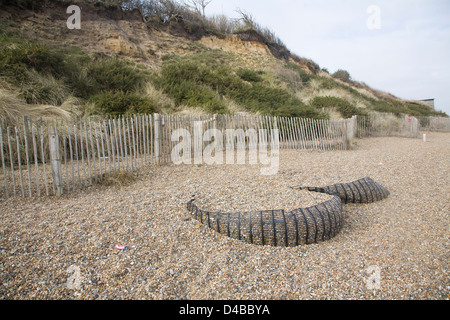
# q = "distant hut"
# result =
<box><xmin>419</xmin><ymin>99</ymin><xmax>435</xmax><ymax>110</ymax></box>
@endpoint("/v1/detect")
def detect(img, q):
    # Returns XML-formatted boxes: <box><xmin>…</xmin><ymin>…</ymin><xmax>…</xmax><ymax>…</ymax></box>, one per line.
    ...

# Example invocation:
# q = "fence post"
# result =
<box><xmin>412</xmin><ymin>116</ymin><xmax>420</xmax><ymax>138</ymax></box>
<box><xmin>49</xmin><ymin>128</ymin><xmax>63</xmax><ymax>196</ymax></box>
<box><xmin>154</xmin><ymin>113</ymin><xmax>161</xmax><ymax>164</ymax></box>
<box><xmin>346</xmin><ymin>116</ymin><xmax>357</xmax><ymax>142</ymax></box>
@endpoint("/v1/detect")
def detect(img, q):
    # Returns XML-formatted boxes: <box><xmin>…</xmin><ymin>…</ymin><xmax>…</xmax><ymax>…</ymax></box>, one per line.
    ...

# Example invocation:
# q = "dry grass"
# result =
<box><xmin>297</xmin><ymin>78</ymin><xmax>352</xmax><ymax>105</ymax></box>
<box><xmin>0</xmin><ymin>87</ymin><xmax>80</xmax><ymax>127</ymax></box>
<box><xmin>96</xmin><ymin>171</ymin><xmax>139</xmax><ymax>187</ymax></box>
<box><xmin>142</xmin><ymin>82</ymin><xmax>176</xmax><ymax>114</ymax></box>
<box><xmin>20</xmin><ymin>69</ymin><xmax>70</xmax><ymax>106</ymax></box>
<box><xmin>174</xmin><ymin>105</ymin><xmax>210</xmax><ymax>116</ymax></box>
<box><xmin>0</xmin><ymin>87</ymin><xmax>29</xmax><ymax>126</ymax></box>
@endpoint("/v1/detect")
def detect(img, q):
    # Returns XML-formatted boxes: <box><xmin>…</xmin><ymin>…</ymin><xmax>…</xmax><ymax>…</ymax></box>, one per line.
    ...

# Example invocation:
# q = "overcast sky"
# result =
<box><xmin>204</xmin><ymin>0</ymin><xmax>450</xmax><ymax>115</ymax></box>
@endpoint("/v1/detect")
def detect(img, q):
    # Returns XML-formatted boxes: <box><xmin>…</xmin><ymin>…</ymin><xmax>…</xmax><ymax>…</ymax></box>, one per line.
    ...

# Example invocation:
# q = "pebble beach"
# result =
<box><xmin>0</xmin><ymin>132</ymin><xmax>449</xmax><ymax>300</ymax></box>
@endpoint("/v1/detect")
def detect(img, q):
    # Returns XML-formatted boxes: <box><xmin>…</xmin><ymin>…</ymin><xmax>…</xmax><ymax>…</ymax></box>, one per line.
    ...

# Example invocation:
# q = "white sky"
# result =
<box><xmin>204</xmin><ymin>0</ymin><xmax>450</xmax><ymax>115</ymax></box>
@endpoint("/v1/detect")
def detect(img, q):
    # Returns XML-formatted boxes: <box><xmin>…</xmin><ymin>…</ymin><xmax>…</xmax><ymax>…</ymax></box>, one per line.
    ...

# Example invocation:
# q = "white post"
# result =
<box><xmin>154</xmin><ymin>113</ymin><xmax>161</xmax><ymax>164</ymax></box>
<box><xmin>194</xmin><ymin>120</ymin><xmax>203</xmax><ymax>165</ymax></box>
<box><xmin>49</xmin><ymin>128</ymin><xmax>63</xmax><ymax>196</ymax></box>
<box><xmin>346</xmin><ymin>116</ymin><xmax>357</xmax><ymax>141</ymax></box>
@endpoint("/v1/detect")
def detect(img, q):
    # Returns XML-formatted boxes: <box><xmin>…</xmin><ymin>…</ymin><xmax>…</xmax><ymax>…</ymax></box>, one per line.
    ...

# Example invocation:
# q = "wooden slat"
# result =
<box><xmin>89</xmin><ymin>119</ymin><xmax>97</xmax><ymax>183</ymax></box>
<box><xmin>7</xmin><ymin>127</ymin><xmax>17</xmax><ymax>198</ymax></box>
<box><xmin>15</xmin><ymin>127</ymin><xmax>25</xmax><ymax>198</ymax></box>
<box><xmin>23</xmin><ymin>117</ymin><xmax>32</xmax><ymax>197</ymax></box>
<box><xmin>84</xmin><ymin>120</ymin><xmax>92</xmax><ymax>185</ymax></box>
<box><xmin>0</xmin><ymin>125</ymin><xmax>9</xmax><ymax>199</ymax></box>
<box><xmin>67</xmin><ymin>125</ymin><xmax>75</xmax><ymax>193</ymax></box>
<box><xmin>40</xmin><ymin>126</ymin><xmax>49</xmax><ymax>196</ymax></box>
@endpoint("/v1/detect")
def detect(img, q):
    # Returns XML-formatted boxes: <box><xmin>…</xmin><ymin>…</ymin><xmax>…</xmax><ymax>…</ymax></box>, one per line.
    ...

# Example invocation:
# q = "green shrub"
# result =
<box><xmin>237</xmin><ymin>68</ymin><xmax>263</xmax><ymax>82</ymax></box>
<box><xmin>317</xmin><ymin>77</ymin><xmax>337</xmax><ymax>90</ymax></box>
<box><xmin>431</xmin><ymin>110</ymin><xmax>449</xmax><ymax>117</ymax></box>
<box><xmin>310</xmin><ymin>96</ymin><xmax>338</xmax><ymax>109</ymax></box>
<box><xmin>284</xmin><ymin>63</ymin><xmax>311</xmax><ymax>84</ymax></box>
<box><xmin>87</xmin><ymin>58</ymin><xmax>147</xmax><ymax>93</ymax></box>
<box><xmin>159</xmin><ymin>60</ymin><xmax>207</xmax><ymax>83</ymax></box>
<box><xmin>404</xmin><ymin>102</ymin><xmax>438</xmax><ymax>117</ymax></box>
<box><xmin>236</xmin><ymin>84</ymin><xmax>302</xmax><ymax>113</ymax></box>
<box><xmin>178</xmin><ymin>49</ymin><xmax>235</xmax><ymax>70</ymax></box>
<box><xmin>0</xmin><ymin>37</ymin><xmax>68</xmax><ymax>83</ymax></box>
<box><xmin>91</xmin><ymin>91</ymin><xmax>157</xmax><ymax>116</ymax></box>
<box><xmin>156</xmin><ymin>56</ymin><xmax>326</xmax><ymax>117</ymax></box>
<box><xmin>176</xmin><ymin>81</ymin><xmax>226</xmax><ymax>112</ymax></box>
<box><xmin>310</xmin><ymin>96</ymin><xmax>366</xmax><ymax>118</ymax></box>
<box><xmin>332</xmin><ymin>69</ymin><xmax>351</xmax><ymax>83</ymax></box>
<box><xmin>155</xmin><ymin>80</ymin><xmax>227</xmax><ymax>114</ymax></box>
<box><xmin>337</xmin><ymin>102</ymin><xmax>367</xmax><ymax>119</ymax></box>
<box><xmin>57</xmin><ymin>46</ymin><xmax>94</xmax><ymax>98</ymax></box>
<box><xmin>20</xmin><ymin>70</ymin><xmax>70</xmax><ymax>105</ymax></box>
<box><xmin>0</xmin><ymin>36</ymin><xmax>95</xmax><ymax>99</ymax></box>
<box><xmin>369</xmin><ymin>100</ymin><xmax>446</xmax><ymax>117</ymax></box>
<box><xmin>0</xmin><ymin>36</ymin><xmax>73</xmax><ymax>105</ymax></box>
<box><xmin>154</xmin><ymin>60</ymin><xmax>227</xmax><ymax>113</ymax></box>
<box><xmin>66</xmin><ymin>67</ymin><xmax>98</xmax><ymax>100</ymax></box>
<box><xmin>370</xmin><ymin>100</ymin><xmax>403</xmax><ymax>115</ymax></box>
<box><xmin>274</xmin><ymin>105</ymin><xmax>328</xmax><ymax>119</ymax></box>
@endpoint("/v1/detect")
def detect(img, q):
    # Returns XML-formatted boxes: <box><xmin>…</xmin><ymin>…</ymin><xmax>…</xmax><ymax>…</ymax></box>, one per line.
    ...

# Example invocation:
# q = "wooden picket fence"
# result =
<box><xmin>355</xmin><ymin>112</ymin><xmax>421</xmax><ymax>138</ymax></box>
<box><xmin>0</xmin><ymin>113</ymin><xmax>354</xmax><ymax>199</ymax></box>
<box><xmin>2</xmin><ymin>111</ymin><xmax>441</xmax><ymax>200</ymax></box>
<box><xmin>0</xmin><ymin>115</ymin><xmax>156</xmax><ymax>199</ymax></box>
<box><xmin>2</xmin><ymin>110</ymin><xmax>445</xmax><ymax>200</ymax></box>
<box><xmin>418</xmin><ymin>116</ymin><xmax>450</xmax><ymax>132</ymax></box>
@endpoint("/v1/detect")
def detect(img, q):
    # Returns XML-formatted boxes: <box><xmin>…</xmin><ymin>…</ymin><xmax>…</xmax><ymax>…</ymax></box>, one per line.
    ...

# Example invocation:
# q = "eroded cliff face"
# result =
<box><xmin>0</xmin><ymin>2</ymin><xmax>284</xmax><ymax>72</ymax></box>
<box><xmin>198</xmin><ymin>34</ymin><xmax>281</xmax><ymax>70</ymax></box>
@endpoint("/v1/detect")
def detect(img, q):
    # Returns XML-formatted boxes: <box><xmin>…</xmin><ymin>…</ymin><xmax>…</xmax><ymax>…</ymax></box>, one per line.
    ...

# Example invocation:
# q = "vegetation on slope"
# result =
<box><xmin>153</xmin><ymin>50</ymin><xmax>327</xmax><ymax>118</ymax></box>
<box><xmin>0</xmin><ymin>34</ymin><xmax>159</xmax><ymax>121</ymax></box>
<box><xmin>0</xmin><ymin>0</ymin><xmax>447</xmax><ymax>125</ymax></box>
